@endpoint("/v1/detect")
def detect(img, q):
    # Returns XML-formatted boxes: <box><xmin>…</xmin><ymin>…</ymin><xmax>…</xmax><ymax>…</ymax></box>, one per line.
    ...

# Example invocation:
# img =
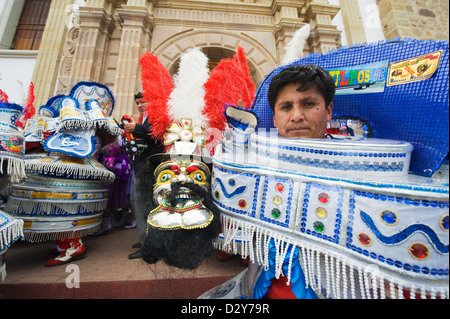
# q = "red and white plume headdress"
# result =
<box><xmin>139</xmin><ymin>46</ymin><xmax>255</xmax><ymax>156</ymax></box>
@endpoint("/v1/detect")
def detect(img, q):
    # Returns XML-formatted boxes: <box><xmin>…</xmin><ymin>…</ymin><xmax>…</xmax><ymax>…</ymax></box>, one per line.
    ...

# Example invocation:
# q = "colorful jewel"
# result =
<box><xmin>380</xmin><ymin>210</ymin><xmax>398</xmax><ymax>225</ymax></box>
<box><xmin>358</xmin><ymin>233</ymin><xmax>372</xmax><ymax>246</ymax></box>
<box><xmin>275</xmin><ymin>183</ymin><xmax>284</xmax><ymax>193</ymax></box>
<box><xmin>318</xmin><ymin>192</ymin><xmax>329</xmax><ymax>204</ymax></box>
<box><xmin>271</xmin><ymin>208</ymin><xmax>281</xmax><ymax>219</ymax></box>
<box><xmin>273</xmin><ymin>195</ymin><xmax>282</xmax><ymax>205</ymax></box>
<box><xmin>313</xmin><ymin>221</ymin><xmax>325</xmax><ymax>233</ymax></box>
<box><xmin>409</xmin><ymin>243</ymin><xmax>429</xmax><ymax>260</ymax></box>
<box><xmin>214</xmin><ymin>190</ymin><xmax>220</xmax><ymax>200</ymax></box>
<box><xmin>315</xmin><ymin>207</ymin><xmax>328</xmax><ymax>218</ymax></box>
<box><xmin>440</xmin><ymin>214</ymin><xmax>449</xmax><ymax>231</ymax></box>
<box><xmin>238</xmin><ymin>199</ymin><xmax>247</xmax><ymax>208</ymax></box>
<box><xmin>228</xmin><ymin>179</ymin><xmax>236</xmax><ymax>187</ymax></box>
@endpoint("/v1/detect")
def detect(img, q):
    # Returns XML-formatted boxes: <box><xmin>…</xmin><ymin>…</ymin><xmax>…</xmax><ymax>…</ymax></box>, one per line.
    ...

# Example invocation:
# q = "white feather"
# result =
<box><xmin>282</xmin><ymin>24</ymin><xmax>311</xmax><ymax>65</ymax></box>
<box><xmin>167</xmin><ymin>47</ymin><xmax>209</xmax><ymax>127</ymax></box>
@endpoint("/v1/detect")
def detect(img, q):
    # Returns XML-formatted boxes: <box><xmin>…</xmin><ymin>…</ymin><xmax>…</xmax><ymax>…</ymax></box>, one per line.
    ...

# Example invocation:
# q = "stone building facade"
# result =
<box><xmin>26</xmin><ymin>0</ymin><xmax>448</xmax><ymax>120</ymax></box>
<box><xmin>376</xmin><ymin>0</ymin><xmax>449</xmax><ymax>41</ymax></box>
<box><xmin>35</xmin><ymin>0</ymin><xmax>342</xmax><ymax>119</ymax></box>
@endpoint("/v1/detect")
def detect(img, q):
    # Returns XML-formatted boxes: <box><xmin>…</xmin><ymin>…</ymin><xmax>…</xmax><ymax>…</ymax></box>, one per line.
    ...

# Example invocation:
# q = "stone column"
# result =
<box><xmin>339</xmin><ymin>0</ymin><xmax>366</xmax><ymax>45</ymax></box>
<box><xmin>272</xmin><ymin>1</ymin><xmax>307</xmax><ymax>63</ymax></box>
<box><xmin>304</xmin><ymin>0</ymin><xmax>341</xmax><ymax>54</ymax></box>
<box><xmin>31</xmin><ymin>0</ymin><xmax>75</xmax><ymax>108</ymax></box>
<box><xmin>68</xmin><ymin>0</ymin><xmax>116</xmax><ymax>88</ymax></box>
<box><xmin>113</xmin><ymin>1</ymin><xmax>155</xmax><ymax>119</ymax></box>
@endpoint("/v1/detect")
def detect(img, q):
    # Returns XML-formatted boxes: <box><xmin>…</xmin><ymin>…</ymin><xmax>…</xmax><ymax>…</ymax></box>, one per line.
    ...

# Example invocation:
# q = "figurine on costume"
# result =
<box><xmin>0</xmin><ymin>88</ymin><xmax>26</xmax><ymax>281</ymax></box>
<box><xmin>200</xmin><ymin>36</ymin><xmax>449</xmax><ymax>299</ymax></box>
<box><xmin>5</xmin><ymin>82</ymin><xmax>121</xmax><ymax>266</ymax></box>
<box><xmin>136</xmin><ymin>46</ymin><xmax>256</xmax><ymax>269</ymax></box>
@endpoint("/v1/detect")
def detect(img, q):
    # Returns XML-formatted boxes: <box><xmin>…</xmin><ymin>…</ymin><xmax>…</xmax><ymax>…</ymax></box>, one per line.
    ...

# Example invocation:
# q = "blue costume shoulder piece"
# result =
<box><xmin>252</xmin><ymin>38</ymin><xmax>449</xmax><ymax>177</ymax></box>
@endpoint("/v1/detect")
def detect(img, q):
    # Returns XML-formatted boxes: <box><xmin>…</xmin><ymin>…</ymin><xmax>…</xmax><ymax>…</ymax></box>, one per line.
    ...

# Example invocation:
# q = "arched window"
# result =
<box><xmin>11</xmin><ymin>0</ymin><xmax>51</xmax><ymax>50</ymax></box>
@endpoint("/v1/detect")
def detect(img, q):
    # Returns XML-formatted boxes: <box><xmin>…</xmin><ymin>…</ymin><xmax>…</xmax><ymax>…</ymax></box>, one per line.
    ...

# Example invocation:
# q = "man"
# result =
<box><xmin>223</xmin><ymin>64</ymin><xmax>332</xmax><ymax>299</ymax></box>
<box><xmin>124</xmin><ymin>92</ymin><xmax>165</xmax><ymax>259</ymax></box>
<box><xmin>251</xmin><ymin>64</ymin><xmax>335</xmax><ymax>298</ymax></box>
<box><xmin>268</xmin><ymin>64</ymin><xmax>334</xmax><ymax>139</ymax></box>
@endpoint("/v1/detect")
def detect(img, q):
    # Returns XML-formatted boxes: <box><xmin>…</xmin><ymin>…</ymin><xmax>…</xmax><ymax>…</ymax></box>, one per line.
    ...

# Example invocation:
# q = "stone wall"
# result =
<box><xmin>376</xmin><ymin>0</ymin><xmax>449</xmax><ymax>41</ymax></box>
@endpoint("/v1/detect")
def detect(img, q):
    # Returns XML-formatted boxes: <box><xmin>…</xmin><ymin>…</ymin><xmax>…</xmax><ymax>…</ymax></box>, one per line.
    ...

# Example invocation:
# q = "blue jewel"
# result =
<box><xmin>381</xmin><ymin>210</ymin><xmax>397</xmax><ymax>225</ymax></box>
<box><xmin>441</xmin><ymin>215</ymin><xmax>449</xmax><ymax>231</ymax></box>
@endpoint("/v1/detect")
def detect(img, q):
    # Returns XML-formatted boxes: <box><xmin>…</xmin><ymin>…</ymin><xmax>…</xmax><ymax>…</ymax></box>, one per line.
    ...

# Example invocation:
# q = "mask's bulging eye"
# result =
<box><xmin>194</xmin><ymin>172</ymin><xmax>203</xmax><ymax>182</ymax></box>
<box><xmin>157</xmin><ymin>170</ymin><xmax>175</xmax><ymax>184</ymax></box>
<box><xmin>189</xmin><ymin>169</ymin><xmax>207</xmax><ymax>185</ymax></box>
<box><xmin>161</xmin><ymin>174</ymin><xmax>171</xmax><ymax>182</ymax></box>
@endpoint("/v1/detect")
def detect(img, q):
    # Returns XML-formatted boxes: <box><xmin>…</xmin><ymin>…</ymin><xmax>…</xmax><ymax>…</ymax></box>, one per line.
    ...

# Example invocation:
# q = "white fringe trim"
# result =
<box><xmin>0</xmin><ymin>215</ymin><xmax>24</xmax><ymax>253</ymax></box>
<box><xmin>215</xmin><ymin>214</ymin><xmax>449</xmax><ymax>299</ymax></box>
<box><xmin>26</xmin><ymin>159</ymin><xmax>115</xmax><ymax>181</ymax></box>
<box><xmin>1</xmin><ymin>254</ymin><xmax>6</xmax><ymax>283</ymax></box>
<box><xmin>6</xmin><ymin>198</ymin><xmax>108</xmax><ymax>216</ymax></box>
<box><xmin>59</xmin><ymin>119</ymin><xmax>122</xmax><ymax>136</ymax></box>
<box><xmin>0</xmin><ymin>156</ymin><xmax>26</xmax><ymax>184</ymax></box>
<box><xmin>23</xmin><ymin>224</ymin><xmax>101</xmax><ymax>243</ymax></box>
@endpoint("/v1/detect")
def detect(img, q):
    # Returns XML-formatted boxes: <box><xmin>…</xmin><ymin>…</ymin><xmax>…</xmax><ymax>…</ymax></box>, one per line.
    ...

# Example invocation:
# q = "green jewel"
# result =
<box><xmin>313</xmin><ymin>221</ymin><xmax>325</xmax><ymax>233</ymax></box>
<box><xmin>271</xmin><ymin>208</ymin><xmax>281</xmax><ymax>219</ymax></box>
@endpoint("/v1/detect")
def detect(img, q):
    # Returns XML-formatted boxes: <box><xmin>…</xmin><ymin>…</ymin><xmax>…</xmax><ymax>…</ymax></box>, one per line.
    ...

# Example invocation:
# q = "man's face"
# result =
<box><xmin>273</xmin><ymin>83</ymin><xmax>332</xmax><ymax>138</ymax></box>
<box><xmin>136</xmin><ymin>97</ymin><xmax>147</xmax><ymax>115</ymax></box>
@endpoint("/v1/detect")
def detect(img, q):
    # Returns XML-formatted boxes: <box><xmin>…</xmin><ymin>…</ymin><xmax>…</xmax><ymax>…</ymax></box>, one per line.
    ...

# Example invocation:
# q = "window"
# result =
<box><xmin>11</xmin><ymin>0</ymin><xmax>51</xmax><ymax>50</ymax></box>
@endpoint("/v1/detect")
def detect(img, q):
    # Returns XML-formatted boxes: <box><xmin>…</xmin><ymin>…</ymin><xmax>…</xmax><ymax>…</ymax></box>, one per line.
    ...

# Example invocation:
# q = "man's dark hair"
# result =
<box><xmin>134</xmin><ymin>91</ymin><xmax>144</xmax><ymax>100</ymax></box>
<box><xmin>268</xmin><ymin>64</ymin><xmax>335</xmax><ymax>113</ymax></box>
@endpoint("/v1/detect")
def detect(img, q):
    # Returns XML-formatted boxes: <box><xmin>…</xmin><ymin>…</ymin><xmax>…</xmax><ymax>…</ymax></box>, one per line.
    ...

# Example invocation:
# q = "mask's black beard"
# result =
<box><xmin>141</xmin><ymin>180</ymin><xmax>220</xmax><ymax>270</ymax></box>
<box><xmin>164</xmin><ymin>181</ymin><xmax>209</xmax><ymax>207</ymax></box>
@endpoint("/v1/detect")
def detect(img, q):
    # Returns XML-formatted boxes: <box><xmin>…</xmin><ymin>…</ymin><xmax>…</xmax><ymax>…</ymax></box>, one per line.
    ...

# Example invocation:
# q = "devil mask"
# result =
<box><xmin>137</xmin><ymin>46</ymin><xmax>256</xmax><ymax>269</ymax></box>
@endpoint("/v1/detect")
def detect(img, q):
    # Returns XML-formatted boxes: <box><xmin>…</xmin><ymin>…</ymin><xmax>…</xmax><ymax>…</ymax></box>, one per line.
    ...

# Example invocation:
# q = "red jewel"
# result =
<box><xmin>171</xmin><ymin>165</ymin><xmax>180</xmax><ymax>174</ymax></box>
<box><xmin>238</xmin><ymin>199</ymin><xmax>247</xmax><ymax>208</ymax></box>
<box><xmin>275</xmin><ymin>183</ymin><xmax>284</xmax><ymax>193</ymax></box>
<box><xmin>358</xmin><ymin>233</ymin><xmax>371</xmax><ymax>246</ymax></box>
<box><xmin>318</xmin><ymin>193</ymin><xmax>329</xmax><ymax>204</ymax></box>
<box><xmin>186</xmin><ymin>166</ymin><xmax>198</xmax><ymax>173</ymax></box>
<box><xmin>410</xmin><ymin>243</ymin><xmax>429</xmax><ymax>259</ymax></box>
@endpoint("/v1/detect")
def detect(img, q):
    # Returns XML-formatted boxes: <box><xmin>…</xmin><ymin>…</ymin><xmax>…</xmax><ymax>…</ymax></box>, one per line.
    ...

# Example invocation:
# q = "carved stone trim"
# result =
<box><xmin>152</xmin><ymin>29</ymin><xmax>278</xmax><ymax>84</ymax></box>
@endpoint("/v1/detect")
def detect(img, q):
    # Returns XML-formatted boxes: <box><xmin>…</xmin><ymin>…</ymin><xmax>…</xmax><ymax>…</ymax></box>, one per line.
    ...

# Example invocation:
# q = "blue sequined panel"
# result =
<box><xmin>212</xmin><ymin>164</ymin><xmax>261</xmax><ymax>219</ymax></box>
<box><xmin>347</xmin><ymin>190</ymin><xmax>449</xmax><ymax>277</ymax></box>
<box><xmin>252</xmin><ymin>38</ymin><xmax>449</xmax><ymax>177</ymax></box>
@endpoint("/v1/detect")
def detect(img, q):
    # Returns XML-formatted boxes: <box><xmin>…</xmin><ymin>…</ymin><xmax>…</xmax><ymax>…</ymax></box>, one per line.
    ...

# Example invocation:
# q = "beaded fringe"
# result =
<box><xmin>26</xmin><ymin>160</ymin><xmax>114</xmax><ymax>181</ymax></box>
<box><xmin>1</xmin><ymin>254</ymin><xmax>6</xmax><ymax>283</ymax></box>
<box><xmin>6</xmin><ymin>198</ymin><xmax>107</xmax><ymax>217</ymax></box>
<box><xmin>0</xmin><ymin>156</ymin><xmax>26</xmax><ymax>184</ymax></box>
<box><xmin>59</xmin><ymin>119</ymin><xmax>122</xmax><ymax>136</ymax></box>
<box><xmin>0</xmin><ymin>216</ymin><xmax>24</xmax><ymax>253</ymax></box>
<box><xmin>0</xmin><ymin>214</ymin><xmax>24</xmax><ymax>283</ymax></box>
<box><xmin>23</xmin><ymin>224</ymin><xmax>101</xmax><ymax>243</ymax></box>
<box><xmin>215</xmin><ymin>215</ymin><xmax>449</xmax><ymax>299</ymax></box>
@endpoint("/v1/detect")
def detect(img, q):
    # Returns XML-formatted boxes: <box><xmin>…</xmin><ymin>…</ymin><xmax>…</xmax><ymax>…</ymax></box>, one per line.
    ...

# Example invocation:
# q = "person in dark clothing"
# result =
<box><xmin>124</xmin><ymin>91</ymin><xmax>165</xmax><ymax>259</ymax></box>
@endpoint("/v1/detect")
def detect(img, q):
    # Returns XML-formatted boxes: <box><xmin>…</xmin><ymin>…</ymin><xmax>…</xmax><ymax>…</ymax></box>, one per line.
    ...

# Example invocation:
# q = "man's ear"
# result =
<box><xmin>327</xmin><ymin>102</ymin><xmax>333</xmax><ymax>121</ymax></box>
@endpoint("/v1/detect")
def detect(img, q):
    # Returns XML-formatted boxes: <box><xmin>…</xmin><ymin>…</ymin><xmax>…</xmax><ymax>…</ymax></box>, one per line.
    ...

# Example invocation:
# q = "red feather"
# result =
<box><xmin>139</xmin><ymin>52</ymin><xmax>174</xmax><ymax>141</ymax></box>
<box><xmin>0</xmin><ymin>89</ymin><xmax>8</xmax><ymax>103</ymax></box>
<box><xmin>203</xmin><ymin>46</ymin><xmax>256</xmax><ymax>131</ymax></box>
<box><xmin>25</xmin><ymin>82</ymin><xmax>36</xmax><ymax>117</ymax></box>
<box><xmin>235</xmin><ymin>46</ymin><xmax>256</xmax><ymax>109</ymax></box>
<box><xmin>16</xmin><ymin>82</ymin><xmax>36</xmax><ymax>129</ymax></box>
